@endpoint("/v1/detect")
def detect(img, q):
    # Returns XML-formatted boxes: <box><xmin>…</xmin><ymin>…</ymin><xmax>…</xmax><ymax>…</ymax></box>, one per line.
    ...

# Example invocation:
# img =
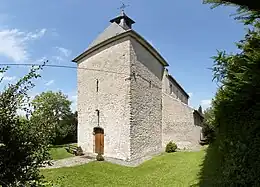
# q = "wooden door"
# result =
<box><xmin>95</xmin><ymin>131</ymin><xmax>104</xmax><ymax>154</ymax></box>
<box><xmin>100</xmin><ymin>133</ymin><xmax>104</xmax><ymax>154</ymax></box>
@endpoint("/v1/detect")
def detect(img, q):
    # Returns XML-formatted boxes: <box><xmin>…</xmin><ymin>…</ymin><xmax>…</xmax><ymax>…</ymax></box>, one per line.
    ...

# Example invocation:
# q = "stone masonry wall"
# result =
<box><xmin>162</xmin><ymin>92</ymin><xmax>202</xmax><ymax>150</ymax></box>
<box><xmin>129</xmin><ymin>38</ymin><xmax>164</xmax><ymax>160</ymax></box>
<box><xmin>162</xmin><ymin>69</ymin><xmax>188</xmax><ymax>104</ymax></box>
<box><xmin>77</xmin><ymin>37</ymin><xmax>131</xmax><ymax>160</ymax></box>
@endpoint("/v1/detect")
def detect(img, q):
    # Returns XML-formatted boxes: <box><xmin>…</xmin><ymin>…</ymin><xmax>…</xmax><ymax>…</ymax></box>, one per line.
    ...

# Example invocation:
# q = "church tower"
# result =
<box><xmin>73</xmin><ymin>10</ymin><xmax>168</xmax><ymax>164</ymax></box>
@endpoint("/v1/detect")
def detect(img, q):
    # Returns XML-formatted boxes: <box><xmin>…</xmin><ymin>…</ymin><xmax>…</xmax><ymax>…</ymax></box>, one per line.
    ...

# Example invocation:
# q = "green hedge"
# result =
<box><xmin>199</xmin><ymin>10</ymin><xmax>260</xmax><ymax>186</ymax></box>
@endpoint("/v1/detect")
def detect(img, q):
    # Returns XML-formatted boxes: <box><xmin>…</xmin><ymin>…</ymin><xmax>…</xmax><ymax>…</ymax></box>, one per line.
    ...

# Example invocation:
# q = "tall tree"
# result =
<box><xmin>203</xmin><ymin>0</ymin><xmax>260</xmax><ymax>11</ymax></box>
<box><xmin>201</xmin><ymin>107</ymin><xmax>216</xmax><ymax>143</ymax></box>
<box><xmin>0</xmin><ymin>65</ymin><xmax>51</xmax><ymax>186</ymax></box>
<box><xmin>31</xmin><ymin>91</ymin><xmax>73</xmax><ymax>145</ymax></box>
<box><xmin>198</xmin><ymin>105</ymin><xmax>203</xmax><ymax>114</ymax></box>
<box><xmin>199</xmin><ymin>3</ymin><xmax>260</xmax><ymax>186</ymax></box>
<box><xmin>60</xmin><ymin>111</ymin><xmax>78</xmax><ymax>143</ymax></box>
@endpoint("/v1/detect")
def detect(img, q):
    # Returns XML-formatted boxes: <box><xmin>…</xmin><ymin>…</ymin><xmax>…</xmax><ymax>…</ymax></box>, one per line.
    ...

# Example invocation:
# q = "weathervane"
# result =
<box><xmin>118</xmin><ymin>2</ymin><xmax>129</xmax><ymax>13</ymax></box>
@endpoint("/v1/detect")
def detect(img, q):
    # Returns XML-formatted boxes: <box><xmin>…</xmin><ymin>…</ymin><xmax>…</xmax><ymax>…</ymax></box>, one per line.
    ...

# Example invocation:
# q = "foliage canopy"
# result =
<box><xmin>199</xmin><ymin>2</ymin><xmax>260</xmax><ymax>186</ymax></box>
<box><xmin>31</xmin><ymin>91</ymin><xmax>76</xmax><ymax>145</ymax></box>
<box><xmin>0</xmin><ymin>65</ymin><xmax>51</xmax><ymax>186</ymax></box>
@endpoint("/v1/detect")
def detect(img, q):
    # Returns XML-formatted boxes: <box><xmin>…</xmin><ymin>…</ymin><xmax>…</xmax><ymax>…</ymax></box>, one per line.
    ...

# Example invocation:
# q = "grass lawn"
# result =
<box><xmin>49</xmin><ymin>143</ymin><xmax>76</xmax><ymax>160</ymax></box>
<box><xmin>42</xmin><ymin>150</ymin><xmax>206</xmax><ymax>187</ymax></box>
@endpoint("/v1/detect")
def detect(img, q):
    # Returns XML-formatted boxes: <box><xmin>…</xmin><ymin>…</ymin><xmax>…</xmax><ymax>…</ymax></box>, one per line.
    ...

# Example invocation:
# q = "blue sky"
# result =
<box><xmin>0</xmin><ymin>0</ymin><xmax>246</xmax><ymax>111</ymax></box>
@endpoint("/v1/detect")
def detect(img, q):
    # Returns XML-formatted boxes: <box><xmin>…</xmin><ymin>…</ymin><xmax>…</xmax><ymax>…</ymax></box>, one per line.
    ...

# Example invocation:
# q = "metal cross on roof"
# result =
<box><xmin>118</xmin><ymin>2</ymin><xmax>129</xmax><ymax>12</ymax></box>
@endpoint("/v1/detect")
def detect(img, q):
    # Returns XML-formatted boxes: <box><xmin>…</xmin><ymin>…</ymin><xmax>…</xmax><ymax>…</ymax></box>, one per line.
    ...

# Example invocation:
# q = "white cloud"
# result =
<box><xmin>71</xmin><ymin>103</ymin><xmax>77</xmax><ymax>112</ymax></box>
<box><xmin>67</xmin><ymin>91</ymin><xmax>77</xmax><ymax>112</ymax></box>
<box><xmin>71</xmin><ymin>95</ymin><xmax>77</xmax><ymax>101</ymax></box>
<box><xmin>53</xmin><ymin>56</ymin><xmax>63</xmax><ymax>62</ymax></box>
<box><xmin>0</xmin><ymin>29</ymin><xmax>28</xmax><ymax>62</ymax></box>
<box><xmin>34</xmin><ymin>56</ymin><xmax>48</xmax><ymax>64</ymax></box>
<box><xmin>201</xmin><ymin>99</ymin><xmax>212</xmax><ymax>109</ymax></box>
<box><xmin>0</xmin><ymin>72</ymin><xmax>16</xmax><ymax>82</ymax></box>
<box><xmin>56</xmin><ymin>47</ymin><xmax>71</xmax><ymax>57</ymax></box>
<box><xmin>71</xmin><ymin>95</ymin><xmax>77</xmax><ymax>112</ymax></box>
<box><xmin>45</xmin><ymin>80</ymin><xmax>54</xmax><ymax>86</ymax></box>
<box><xmin>0</xmin><ymin>28</ymin><xmax>46</xmax><ymax>62</ymax></box>
<box><xmin>26</xmin><ymin>29</ymin><xmax>46</xmax><ymax>40</ymax></box>
<box><xmin>52</xmin><ymin>47</ymin><xmax>72</xmax><ymax>64</ymax></box>
<box><xmin>2</xmin><ymin>76</ymin><xmax>16</xmax><ymax>81</ymax></box>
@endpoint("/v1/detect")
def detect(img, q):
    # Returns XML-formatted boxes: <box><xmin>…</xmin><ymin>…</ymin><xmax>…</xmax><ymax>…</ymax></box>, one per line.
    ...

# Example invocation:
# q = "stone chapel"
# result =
<box><xmin>72</xmin><ymin>11</ymin><xmax>203</xmax><ymax>166</ymax></box>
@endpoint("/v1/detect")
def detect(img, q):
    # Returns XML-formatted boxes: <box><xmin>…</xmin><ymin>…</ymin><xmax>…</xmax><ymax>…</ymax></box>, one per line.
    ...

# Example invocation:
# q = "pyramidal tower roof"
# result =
<box><xmin>72</xmin><ymin>10</ymin><xmax>169</xmax><ymax>66</ymax></box>
<box><xmin>88</xmin><ymin>10</ymin><xmax>135</xmax><ymax>49</ymax></box>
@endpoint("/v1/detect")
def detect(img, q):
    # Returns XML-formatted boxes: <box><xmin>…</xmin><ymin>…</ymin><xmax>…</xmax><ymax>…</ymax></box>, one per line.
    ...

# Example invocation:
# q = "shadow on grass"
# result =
<box><xmin>50</xmin><ymin>143</ymin><xmax>77</xmax><ymax>149</ymax></box>
<box><xmin>190</xmin><ymin>141</ymin><xmax>223</xmax><ymax>187</ymax></box>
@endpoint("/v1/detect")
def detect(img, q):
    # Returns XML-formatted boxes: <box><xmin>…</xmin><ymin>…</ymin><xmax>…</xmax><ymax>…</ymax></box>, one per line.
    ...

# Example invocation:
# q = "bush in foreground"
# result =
<box><xmin>0</xmin><ymin>65</ymin><xmax>51</xmax><ymax>186</ymax></box>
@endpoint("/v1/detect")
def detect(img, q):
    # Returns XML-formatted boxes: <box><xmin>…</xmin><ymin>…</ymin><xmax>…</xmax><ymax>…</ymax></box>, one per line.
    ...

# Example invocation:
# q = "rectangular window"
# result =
<box><xmin>96</xmin><ymin>79</ymin><xmax>99</xmax><ymax>93</ymax></box>
<box><xmin>170</xmin><ymin>84</ymin><xmax>173</xmax><ymax>94</ymax></box>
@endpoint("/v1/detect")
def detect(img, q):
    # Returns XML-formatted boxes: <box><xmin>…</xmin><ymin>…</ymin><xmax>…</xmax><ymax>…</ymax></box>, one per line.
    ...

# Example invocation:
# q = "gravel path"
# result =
<box><xmin>42</xmin><ymin>156</ymin><xmax>95</xmax><ymax>169</ymax></box>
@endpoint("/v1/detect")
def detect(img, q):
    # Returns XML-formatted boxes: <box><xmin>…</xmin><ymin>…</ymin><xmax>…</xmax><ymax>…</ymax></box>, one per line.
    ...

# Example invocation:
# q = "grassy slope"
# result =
<box><xmin>43</xmin><ymin>150</ymin><xmax>205</xmax><ymax>187</ymax></box>
<box><xmin>49</xmin><ymin>144</ymin><xmax>76</xmax><ymax>160</ymax></box>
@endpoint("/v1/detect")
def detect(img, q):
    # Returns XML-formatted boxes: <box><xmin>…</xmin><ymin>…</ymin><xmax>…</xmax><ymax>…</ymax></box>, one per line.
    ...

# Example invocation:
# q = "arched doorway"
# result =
<box><xmin>93</xmin><ymin>127</ymin><xmax>104</xmax><ymax>154</ymax></box>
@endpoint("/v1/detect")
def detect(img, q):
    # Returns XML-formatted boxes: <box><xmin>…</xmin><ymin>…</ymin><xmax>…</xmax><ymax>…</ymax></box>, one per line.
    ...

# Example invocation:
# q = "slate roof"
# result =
<box><xmin>72</xmin><ymin>12</ymin><xmax>169</xmax><ymax>67</ymax></box>
<box><xmin>88</xmin><ymin>22</ymin><xmax>128</xmax><ymax>49</ymax></box>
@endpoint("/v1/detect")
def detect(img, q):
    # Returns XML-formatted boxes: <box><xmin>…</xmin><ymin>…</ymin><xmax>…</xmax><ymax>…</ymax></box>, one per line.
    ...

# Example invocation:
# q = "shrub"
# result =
<box><xmin>75</xmin><ymin>146</ymin><xmax>84</xmax><ymax>156</ymax></box>
<box><xmin>165</xmin><ymin>141</ymin><xmax>177</xmax><ymax>153</ymax></box>
<box><xmin>96</xmin><ymin>153</ymin><xmax>104</xmax><ymax>161</ymax></box>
